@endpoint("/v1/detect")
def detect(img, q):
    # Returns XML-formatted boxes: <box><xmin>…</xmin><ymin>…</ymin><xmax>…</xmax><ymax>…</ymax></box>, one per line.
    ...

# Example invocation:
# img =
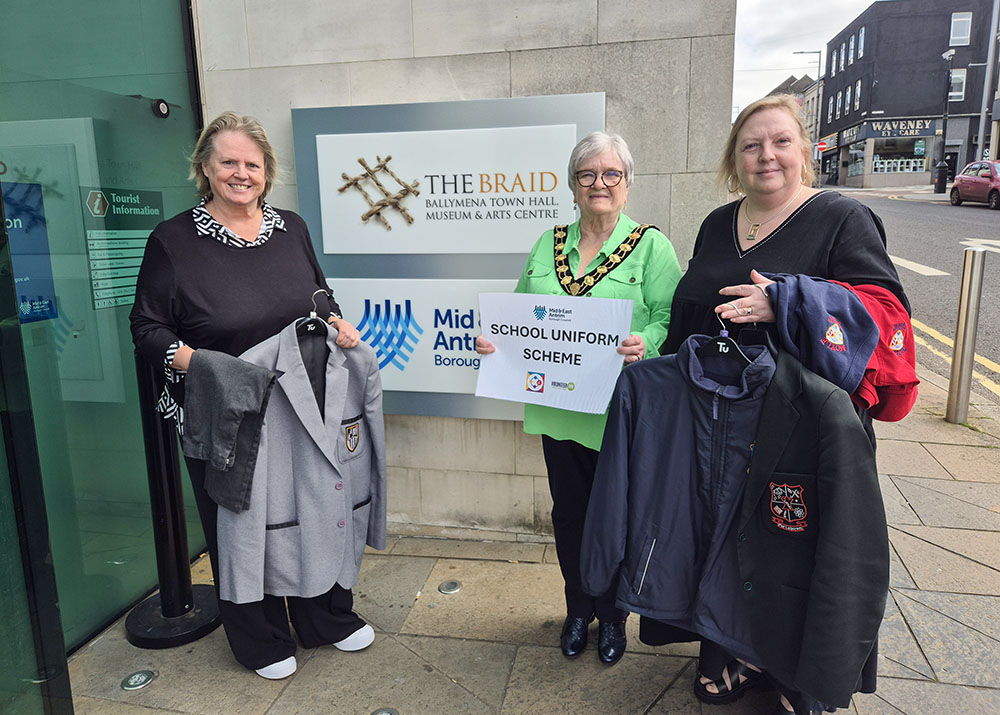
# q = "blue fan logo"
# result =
<box><xmin>357</xmin><ymin>299</ymin><xmax>424</xmax><ymax>371</ymax></box>
<box><xmin>533</xmin><ymin>305</ymin><xmax>547</xmax><ymax>321</ymax></box>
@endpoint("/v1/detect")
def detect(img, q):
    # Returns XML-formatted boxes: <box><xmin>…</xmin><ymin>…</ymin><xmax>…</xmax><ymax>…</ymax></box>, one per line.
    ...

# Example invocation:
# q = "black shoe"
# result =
<box><xmin>598</xmin><ymin>620</ymin><xmax>627</xmax><ymax>665</ymax></box>
<box><xmin>559</xmin><ymin>616</ymin><xmax>589</xmax><ymax>658</ymax></box>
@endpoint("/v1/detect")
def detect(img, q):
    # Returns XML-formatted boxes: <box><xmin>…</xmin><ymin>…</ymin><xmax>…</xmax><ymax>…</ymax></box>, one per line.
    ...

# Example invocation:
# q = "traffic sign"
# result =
<box><xmin>817</xmin><ymin>141</ymin><xmax>828</xmax><ymax>152</ymax></box>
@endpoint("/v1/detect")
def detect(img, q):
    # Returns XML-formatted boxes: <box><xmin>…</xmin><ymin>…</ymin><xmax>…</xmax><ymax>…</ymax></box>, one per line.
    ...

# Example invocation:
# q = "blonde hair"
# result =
<box><xmin>190</xmin><ymin>112</ymin><xmax>277</xmax><ymax>205</ymax></box>
<box><xmin>719</xmin><ymin>95</ymin><xmax>815</xmax><ymax>195</ymax></box>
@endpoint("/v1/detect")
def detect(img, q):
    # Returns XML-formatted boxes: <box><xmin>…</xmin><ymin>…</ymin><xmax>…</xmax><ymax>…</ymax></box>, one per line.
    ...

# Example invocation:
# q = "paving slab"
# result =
<box><xmin>894</xmin><ymin>524</ymin><xmax>1000</xmax><ymax>571</ymax></box>
<box><xmin>268</xmin><ymin>634</ymin><xmax>494</xmax><ymax>715</ymax></box>
<box><xmin>873</xmin><ymin>411</ymin><xmax>998</xmax><ymax>447</ymax></box>
<box><xmin>896</xmin><ymin>589</ymin><xmax>1000</xmax><ymax>641</ymax></box>
<box><xmin>875</xmin><ymin>440</ymin><xmax>952</xmax><ymax>479</ymax></box>
<box><xmin>395</xmin><ymin>634</ymin><xmax>516</xmax><ymax>710</ymax></box>
<box><xmin>878</xmin><ymin>591</ymin><xmax>935</xmax><ymax>681</ymax></box>
<box><xmin>500</xmin><ymin>646</ymin><xmax>684</xmax><ymax>714</ymax></box>
<box><xmin>401</xmin><ymin>559</ymin><xmax>566</xmax><ymax>646</ymax></box>
<box><xmin>888</xmin><ymin>541</ymin><xmax>917</xmax><ymax>589</ymax></box>
<box><xmin>889</xmin><ymin>527</ymin><xmax>1000</xmax><ymax>595</ymax></box>
<box><xmin>854</xmin><ymin>679</ymin><xmax>1000</xmax><ymax>713</ymax></box>
<box><xmin>891</xmin><ymin>478</ymin><xmax>1000</xmax><ymax>530</ymax></box>
<box><xmin>68</xmin><ymin>625</ymin><xmax>285</xmax><ymax>715</ymax></box>
<box><xmin>879</xmin><ymin>476</ymin><xmax>921</xmax><ymax>526</ymax></box>
<box><xmin>353</xmin><ymin>553</ymin><xmax>437</xmax><ymax>633</ymax></box>
<box><xmin>923</xmin><ymin>442</ymin><xmax>1000</xmax><ymax>483</ymax></box>
<box><xmin>392</xmin><ymin>537</ymin><xmax>546</xmax><ymax>562</ymax></box>
<box><xmin>72</xmin><ymin>696</ymin><xmax>188</xmax><ymax>714</ymax></box>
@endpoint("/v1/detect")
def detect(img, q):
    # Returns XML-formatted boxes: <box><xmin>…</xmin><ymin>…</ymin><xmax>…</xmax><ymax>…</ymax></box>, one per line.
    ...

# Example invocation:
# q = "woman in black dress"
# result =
<box><xmin>130</xmin><ymin>112</ymin><xmax>371</xmax><ymax>680</ymax></box>
<box><xmin>660</xmin><ymin>95</ymin><xmax>908</xmax><ymax>715</ymax></box>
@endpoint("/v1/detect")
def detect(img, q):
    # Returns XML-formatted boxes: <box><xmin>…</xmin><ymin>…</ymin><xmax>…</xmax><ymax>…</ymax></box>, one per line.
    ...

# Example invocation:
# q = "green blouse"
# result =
<box><xmin>514</xmin><ymin>213</ymin><xmax>682</xmax><ymax>450</ymax></box>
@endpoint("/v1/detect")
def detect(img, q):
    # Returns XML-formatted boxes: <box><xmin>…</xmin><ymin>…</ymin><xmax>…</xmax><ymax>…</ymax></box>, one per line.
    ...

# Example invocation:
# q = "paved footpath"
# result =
<box><xmin>68</xmin><ymin>362</ymin><xmax>1000</xmax><ymax>714</ymax></box>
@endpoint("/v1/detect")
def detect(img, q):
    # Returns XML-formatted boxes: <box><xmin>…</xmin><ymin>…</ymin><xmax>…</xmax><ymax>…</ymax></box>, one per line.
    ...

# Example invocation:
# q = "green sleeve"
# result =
<box><xmin>633</xmin><ymin>229</ymin><xmax>682</xmax><ymax>358</ymax></box>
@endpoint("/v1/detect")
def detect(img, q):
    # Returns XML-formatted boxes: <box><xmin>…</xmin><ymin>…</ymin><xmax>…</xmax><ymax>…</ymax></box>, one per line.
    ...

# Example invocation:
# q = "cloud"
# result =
<box><xmin>733</xmin><ymin>0</ymin><xmax>883</xmax><ymax>114</ymax></box>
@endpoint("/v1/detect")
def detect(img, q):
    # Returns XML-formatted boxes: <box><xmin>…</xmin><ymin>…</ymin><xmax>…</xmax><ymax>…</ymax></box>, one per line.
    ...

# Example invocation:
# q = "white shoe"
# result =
<box><xmin>333</xmin><ymin>623</ymin><xmax>375</xmax><ymax>652</ymax></box>
<box><xmin>255</xmin><ymin>655</ymin><xmax>297</xmax><ymax>680</ymax></box>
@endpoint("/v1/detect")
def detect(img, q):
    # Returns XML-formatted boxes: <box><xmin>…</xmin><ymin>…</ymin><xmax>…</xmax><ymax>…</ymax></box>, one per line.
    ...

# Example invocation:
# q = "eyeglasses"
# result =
<box><xmin>575</xmin><ymin>170</ymin><xmax>624</xmax><ymax>187</ymax></box>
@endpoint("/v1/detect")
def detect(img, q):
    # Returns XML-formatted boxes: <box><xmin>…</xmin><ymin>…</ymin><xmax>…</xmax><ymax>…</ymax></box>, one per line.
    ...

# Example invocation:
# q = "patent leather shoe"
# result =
<box><xmin>598</xmin><ymin>620</ymin><xmax>627</xmax><ymax>665</ymax></box>
<box><xmin>559</xmin><ymin>616</ymin><xmax>589</xmax><ymax>658</ymax></box>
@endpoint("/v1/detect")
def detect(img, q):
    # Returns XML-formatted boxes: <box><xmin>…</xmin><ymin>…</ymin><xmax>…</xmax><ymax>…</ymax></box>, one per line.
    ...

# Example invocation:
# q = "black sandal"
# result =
<box><xmin>693</xmin><ymin>659</ymin><xmax>766</xmax><ymax>704</ymax></box>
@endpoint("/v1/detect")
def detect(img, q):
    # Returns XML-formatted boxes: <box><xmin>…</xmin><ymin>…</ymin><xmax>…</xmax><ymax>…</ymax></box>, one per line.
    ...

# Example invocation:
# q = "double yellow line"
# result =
<box><xmin>911</xmin><ymin>318</ymin><xmax>1000</xmax><ymax>397</ymax></box>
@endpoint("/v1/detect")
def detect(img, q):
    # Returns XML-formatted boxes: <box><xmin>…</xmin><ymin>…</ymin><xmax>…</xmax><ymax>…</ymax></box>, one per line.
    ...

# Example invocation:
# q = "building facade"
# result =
<box><xmin>819</xmin><ymin>0</ymin><xmax>999</xmax><ymax>188</ymax></box>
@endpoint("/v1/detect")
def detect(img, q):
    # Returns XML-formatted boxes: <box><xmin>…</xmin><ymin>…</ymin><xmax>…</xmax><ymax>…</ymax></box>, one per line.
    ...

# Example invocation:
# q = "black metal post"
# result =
<box><xmin>125</xmin><ymin>353</ymin><xmax>220</xmax><ymax>648</ymax></box>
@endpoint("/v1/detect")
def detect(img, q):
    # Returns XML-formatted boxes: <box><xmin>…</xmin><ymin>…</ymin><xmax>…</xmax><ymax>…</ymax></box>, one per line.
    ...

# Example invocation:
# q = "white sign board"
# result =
<box><xmin>316</xmin><ymin>125</ymin><xmax>577</xmax><ymax>254</ymax></box>
<box><xmin>475</xmin><ymin>292</ymin><xmax>633</xmax><ymax>414</ymax></box>
<box><xmin>329</xmin><ymin>278</ymin><xmax>516</xmax><ymax>394</ymax></box>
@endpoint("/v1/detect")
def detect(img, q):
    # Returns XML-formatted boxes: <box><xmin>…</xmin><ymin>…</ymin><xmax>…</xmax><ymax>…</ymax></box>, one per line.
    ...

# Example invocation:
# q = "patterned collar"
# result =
<box><xmin>192</xmin><ymin>198</ymin><xmax>285</xmax><ymax>247</ymax></box>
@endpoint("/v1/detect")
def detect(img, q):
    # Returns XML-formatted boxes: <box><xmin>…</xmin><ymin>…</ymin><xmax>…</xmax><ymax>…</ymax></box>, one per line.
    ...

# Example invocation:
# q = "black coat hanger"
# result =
<box><xmin>296</xmin><ymin>289</ymin><xmax>331</xmax><ymax>337</ymax></box>
<box><xmin>695</xmin><ymin>313</ymin><xmax>752</xmax><ymax>366</ymax></box>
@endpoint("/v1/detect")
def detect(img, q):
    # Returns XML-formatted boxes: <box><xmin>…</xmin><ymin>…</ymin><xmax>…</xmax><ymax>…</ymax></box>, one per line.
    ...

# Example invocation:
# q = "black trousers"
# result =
<box><xmin>541</xmin><ymin>436</ymin><xmax>626</xmax><ymax>623</ymax></box>
<box><xmin>186</xmin><ymin>457</ymin><xmax>364</xmax><ymax>670</ymax></box>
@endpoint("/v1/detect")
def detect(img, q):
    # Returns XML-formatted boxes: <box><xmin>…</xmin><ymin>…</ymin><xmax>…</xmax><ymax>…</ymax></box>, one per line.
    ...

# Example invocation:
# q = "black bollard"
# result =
<box><xmin>125</xmin><ymin>353</ymin><xmax>220</xmax><ymax>648</ymax></box>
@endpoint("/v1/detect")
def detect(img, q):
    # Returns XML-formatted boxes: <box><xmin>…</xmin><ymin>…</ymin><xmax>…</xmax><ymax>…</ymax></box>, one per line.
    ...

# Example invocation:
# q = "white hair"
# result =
<box><xmin>567</xmin><ymin>131</ymin><xmax>635</xmax><ymax>188</ymax></box>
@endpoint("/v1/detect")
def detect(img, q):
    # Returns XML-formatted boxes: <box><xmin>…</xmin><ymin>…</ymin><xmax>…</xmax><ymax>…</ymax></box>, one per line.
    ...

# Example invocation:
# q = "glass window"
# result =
<box><xmin>831</xmin><ymin>49</ymin><xmax>837</xmax><ymax>76</ymax></box>
<box><xmin>950</xmin><ymin>68</ymin><xmax>967</xmax><ymax>101</ymax></box>
<box><xmin>848</xmin><ymin>141</ymin><xmax>865</xmax><ymax>177</ymax></box>
<box><xmin>840</xmin><ymin>43</ymin><xmax>846</xmax><ymax>71</ymax></box>
<box><xmin>849</xmin><ymin>35</ymin><xmax>855</xmax><ymax>64</ymax></box>
<box><xmin>950</xmin><ymin>12</ymin><xmax>972</xmax><ymax>46</ymax></box>
<box><xmin>855</xmin><ymin>79</ymin><xmax>861</xmax><ymax>110</ymax></box>
<box><xmin>836</xmin><ymin>91</ymin><xmax>843</xmax><ymax>119</ymax></box>
<box><xmin>845</xmin><ymin>86</ymin><xmax>852</xmax><ymax>114</ymax></box>
<box><xmin>0</xmin><ymin>2</ymin><xmax>204</xmax><ymax>651</ymax></box>
<box><xmin>828</xmin><ymin>96</ymin><xmax>834</xmax><ymax>123</ymax></box>
<box><xmin>859</xmin><ymin>26</ymin><xmax>866</xmax><ymax>57</ymax></box>
<box><xmin>872</xmin><ymin>138</ymin><xmax>929</xmax><ymax>173</ymax></box>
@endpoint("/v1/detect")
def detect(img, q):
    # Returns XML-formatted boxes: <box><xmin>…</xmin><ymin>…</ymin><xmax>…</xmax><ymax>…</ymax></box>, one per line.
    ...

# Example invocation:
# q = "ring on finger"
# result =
<box><xmin>746</xmin><ymin>305</ymin><xmax>753</xmax><ymax>315</ymax></box>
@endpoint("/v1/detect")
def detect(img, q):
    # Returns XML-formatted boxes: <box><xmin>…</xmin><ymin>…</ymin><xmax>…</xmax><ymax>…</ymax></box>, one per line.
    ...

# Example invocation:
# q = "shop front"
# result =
<box><xmin>830</xmin><ymin>119</ymin><xmax>936</xmax><ymax>188</ymax></box>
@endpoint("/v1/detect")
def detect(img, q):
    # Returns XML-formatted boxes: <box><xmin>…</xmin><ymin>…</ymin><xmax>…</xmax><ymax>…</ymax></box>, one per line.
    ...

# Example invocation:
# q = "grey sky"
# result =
<box><xmin>733</xmin><ymin>0</ymin><xmax>883</xmax><ymax>116</ymax></box>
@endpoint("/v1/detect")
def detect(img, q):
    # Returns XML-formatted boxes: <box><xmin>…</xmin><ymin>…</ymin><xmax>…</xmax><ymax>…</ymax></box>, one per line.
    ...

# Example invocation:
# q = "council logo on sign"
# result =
<box><xmin>525</xmin><ymin>371</ymin><xmax>545</xmax><ymax>393</ymax></box>
<box><xmin>533</xmin><ymin>305</ymin><xmax>547</xmax><ymax>321</ymax></box>
<box><xmin>357</xmin><ymin>299</ymin><xmax>424</xmax><ymax>371</ymax></box>
<box><xmin>338</xmin><ymin>155</ymin><xmax>420</xmax><ymax>231</ymax></box>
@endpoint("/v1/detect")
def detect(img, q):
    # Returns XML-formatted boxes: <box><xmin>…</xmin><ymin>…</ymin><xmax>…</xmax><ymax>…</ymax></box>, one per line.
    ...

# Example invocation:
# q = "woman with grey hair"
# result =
<box><xmin>476</xmin><ymin>131</ymin><xmax>681</xmax><ymax>665</ymax></box>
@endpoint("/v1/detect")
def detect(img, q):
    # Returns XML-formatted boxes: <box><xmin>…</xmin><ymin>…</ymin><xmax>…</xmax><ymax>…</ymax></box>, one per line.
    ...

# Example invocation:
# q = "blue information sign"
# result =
<box><xmin>1</xmin><ymin>182</ymin><xmax>58</xmax><ymax>323</ymax></box>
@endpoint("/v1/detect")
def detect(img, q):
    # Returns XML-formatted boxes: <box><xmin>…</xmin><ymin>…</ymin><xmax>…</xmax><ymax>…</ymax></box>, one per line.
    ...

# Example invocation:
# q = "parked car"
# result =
<box><xmin>950</xmin><ymin>161</ymin><xmax>1000</xmax><ymax>210</ymax></box>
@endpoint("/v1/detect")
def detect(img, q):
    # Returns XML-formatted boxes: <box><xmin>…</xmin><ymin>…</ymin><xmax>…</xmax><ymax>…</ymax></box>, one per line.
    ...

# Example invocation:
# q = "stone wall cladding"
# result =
<box><xmin>194</xmin><ymin>0</ymin><xmax>737</xmax><ymax>537</ymax></box>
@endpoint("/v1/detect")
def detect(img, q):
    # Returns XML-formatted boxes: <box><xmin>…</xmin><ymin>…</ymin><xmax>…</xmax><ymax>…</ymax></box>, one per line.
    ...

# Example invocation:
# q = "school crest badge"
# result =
<box><xmin>345</xmin><ymin>423</ymin><xmax>360</xmax><ymax>452</ymax></box>
<box><xmin>820</xmin><ymin>316</ymin><xmax>847</xmax><ymax>352</ymax></box>
<box><xmin>769</xmin><ymin>482</ymin><xmax>808</xmax><ymax>532</ymax></box>
<box><xmin>889</xmin><ymin>323</ymin><xmax>907</xmax><ymax>353</ymax></box>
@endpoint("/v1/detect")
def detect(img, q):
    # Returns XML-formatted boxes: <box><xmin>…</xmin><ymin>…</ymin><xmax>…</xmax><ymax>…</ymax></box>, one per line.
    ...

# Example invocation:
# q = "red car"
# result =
<box><xmin>950</xmin><ymin>160</ymin><xmax>1000</xmax><ymax>210</ymax></box>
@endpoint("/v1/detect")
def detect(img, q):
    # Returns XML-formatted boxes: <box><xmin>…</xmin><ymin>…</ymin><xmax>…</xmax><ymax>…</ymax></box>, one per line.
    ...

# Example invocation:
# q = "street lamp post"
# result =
<box><xmin>934</xmin><ymin>49</ymin><xmax>956</xmax><ymax>193</ymax></box>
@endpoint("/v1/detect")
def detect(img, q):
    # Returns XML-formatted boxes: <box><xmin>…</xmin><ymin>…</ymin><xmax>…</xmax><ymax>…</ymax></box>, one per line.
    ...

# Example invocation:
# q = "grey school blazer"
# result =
<box><xmin>217</xmin><ymin>321</ymin><xmax>387</xmax><ymax>604</ymax></box>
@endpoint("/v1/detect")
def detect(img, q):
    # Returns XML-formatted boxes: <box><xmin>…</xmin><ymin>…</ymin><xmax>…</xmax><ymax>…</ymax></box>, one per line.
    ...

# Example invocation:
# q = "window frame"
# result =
<box><xmin>831</xmin><ymin>49</ymin><xmax>837</xmax><ymax>77</ymax></box>
<box><xmin>840</xmin><ymin>42</ymin><xmax>846</xmax><ymax>71</ymax></box>
<box><xmin>845</xmin><ymin>85</ymin><xmax>852</xmax><ymax>114</ymax></box>
<box><xmin>950</xmin><ymin>12</ymin><xmax>972</xmax><ymax>46</ymax></box>
<box><xmin>854</xmin><ymin>79</ymin><xmax>861</xmax><ymax>110</ymax></box>
<box><xmin>836</xmin><ymin>91</ymin><xmax>843</xmax><ymax>119</ymax></box>
<box><xmin>849</xmin><ymin>35</ymin><xmax>855</xmax><ymax>64</ymax></box>
<box><xmin>859</xmin><ymin>26</ymin><xmax>865</xmax><ymax>57</ymax></box>
<box><xmin>949</xmin><ymin>68</ymin><xmax>967</xmax><ymax>101</ymax></box>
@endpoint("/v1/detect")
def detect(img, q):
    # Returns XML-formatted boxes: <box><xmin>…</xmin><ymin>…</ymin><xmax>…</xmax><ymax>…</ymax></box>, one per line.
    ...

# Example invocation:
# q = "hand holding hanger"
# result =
<box><xmin>716</xmin><ymin>269</ymin><xmax>776</xmax><ymax>324</ymax></box>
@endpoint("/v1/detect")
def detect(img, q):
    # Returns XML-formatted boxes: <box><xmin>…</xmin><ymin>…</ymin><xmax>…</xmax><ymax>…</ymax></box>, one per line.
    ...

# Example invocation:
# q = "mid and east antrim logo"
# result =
<box><xmin>533</xmin><ymin>305</ymin><xmax>547</xmax><ymax>320</ymax></box>
<box><xmin>357</xmin><ymin>299</ymin><xmax>424</xmax><ymax>371</ymax></box>
<box><xmin>338</xmin><ymin>155</ymin><xmax>420</xmax><ymax>230</ymax></box>
<box><xmin>526</xmin><ymin>372</ymin><xmax>545</xmax><ymax>393</ymax></box>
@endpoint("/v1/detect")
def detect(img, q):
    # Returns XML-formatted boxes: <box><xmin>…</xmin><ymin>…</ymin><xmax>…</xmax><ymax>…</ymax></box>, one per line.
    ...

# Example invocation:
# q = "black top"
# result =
<box><xmin>130</xmin><ymin>207</ymin><xmax>341</xmax><ymax>367</ymax></box>
<box><xmin>663</xmin><ymin>191</ymin><xmax>908</xmax><ymax>354</ymax></box>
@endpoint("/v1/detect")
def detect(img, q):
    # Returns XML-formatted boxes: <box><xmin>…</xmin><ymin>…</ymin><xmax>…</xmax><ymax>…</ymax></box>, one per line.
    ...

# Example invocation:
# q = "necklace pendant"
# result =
<box><xmin>747</xmin><ymin>222</ymin><xmax>761</xmax><ymax>241</ymax></box>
